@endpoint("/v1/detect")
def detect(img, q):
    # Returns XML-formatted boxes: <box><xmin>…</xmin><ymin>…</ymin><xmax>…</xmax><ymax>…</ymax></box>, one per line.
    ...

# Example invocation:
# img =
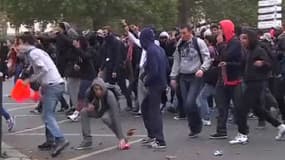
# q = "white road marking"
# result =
<box><xmin>15</xmin><ymin>115</ymin><xmax>41</xmax><ymax>118</ymax></box>
<box><xmin>9</xmin><ymin>119</ymin><xmax>69</xmax><ymax>135</ymax></box>
<box><xmin>8</xmin><ymin>133</ymin><xmax>147</xmax><ymax>138</ymax></box>
<box><xmin>4</xmin><ymin>103</ymin><xmax>36</xmax><ymax>105</ymax></box>
<box><xmin>7</xmin><ymin>105</ymin><xmax>35</xmax><ymax>112</ymax></box>
<box><xmin>67</xmin><ymin>138</ymin><xmax>143</xmax><ymax>160</ymax></box>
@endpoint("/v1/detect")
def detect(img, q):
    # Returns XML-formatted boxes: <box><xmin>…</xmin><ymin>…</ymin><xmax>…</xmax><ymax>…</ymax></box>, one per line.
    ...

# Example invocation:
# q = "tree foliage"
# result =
<box><xmin>1</xmin><ymin>0</ymin><xmax>271</xmax><ymax>29</ymax></box>
<box><xmin>2</xmin><ymin>0</ymin><xmax>177</xmax><ymax>30</ymax></box>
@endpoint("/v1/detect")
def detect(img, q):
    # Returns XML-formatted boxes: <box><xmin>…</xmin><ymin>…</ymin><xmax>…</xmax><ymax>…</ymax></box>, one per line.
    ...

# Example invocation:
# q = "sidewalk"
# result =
<box><xmin>1</xmin><ymin>143</ymin><xmax>31</xmax><ymax>160</ymax></box>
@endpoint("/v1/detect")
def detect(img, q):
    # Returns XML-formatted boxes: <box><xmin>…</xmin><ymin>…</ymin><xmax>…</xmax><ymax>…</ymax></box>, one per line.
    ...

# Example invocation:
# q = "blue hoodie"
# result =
<box><xmin>139</xmin><ymin>28</ymin><xmax>169</xmax><ymax>87</ymax></box>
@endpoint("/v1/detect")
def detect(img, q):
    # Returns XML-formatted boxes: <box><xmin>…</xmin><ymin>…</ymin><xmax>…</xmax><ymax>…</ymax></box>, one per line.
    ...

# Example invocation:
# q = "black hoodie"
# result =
<box><xmin>100</xmin><ymin>34</ymin><xmax>124</xmax><ymax>74</ymax></box>
<box><xmin>243</xmin><ymin>29</ymin><xmax>271</xmax><ymax>82</ymax></box>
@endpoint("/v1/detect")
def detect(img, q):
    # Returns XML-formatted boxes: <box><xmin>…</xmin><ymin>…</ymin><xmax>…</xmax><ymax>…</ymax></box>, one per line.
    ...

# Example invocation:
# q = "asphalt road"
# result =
<box><xmin>2</xmin><ymin>79</ymin><xmax>285</xmax><ymax>160</ymax></box>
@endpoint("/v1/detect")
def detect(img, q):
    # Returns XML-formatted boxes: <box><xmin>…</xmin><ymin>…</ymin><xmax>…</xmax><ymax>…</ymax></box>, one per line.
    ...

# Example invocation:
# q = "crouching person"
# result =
<box><xmin>76</xmin><ymin>78</ymin><xmax>130</xmax><ymax>150</ymax></box>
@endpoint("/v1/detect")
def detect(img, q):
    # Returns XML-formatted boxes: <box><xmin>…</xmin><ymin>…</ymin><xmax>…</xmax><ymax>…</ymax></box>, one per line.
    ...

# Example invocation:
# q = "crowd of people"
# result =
<box><xmin>0</xmin><ymin>19</ymin><xmax>285</xmax><ymax>157</ymax></box>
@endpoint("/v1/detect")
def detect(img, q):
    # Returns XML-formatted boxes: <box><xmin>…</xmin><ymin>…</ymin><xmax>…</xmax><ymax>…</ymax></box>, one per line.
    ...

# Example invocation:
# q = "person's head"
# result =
<box><xmin>91</xmin><ymin>78</ymin><xmax>107</xmax><ymax>98</ymax></box>
<box><xmin>200</xmin><ymin>27</ymin><xmax>207</xmax><ymax>39</ymax></box>
<box><xmin>130</xmin><ymin>24</ymin><xmax>139</xmax><ymax>33</ymax></box>
<box><xmin>93</xmin><ymin>84</ymin><xmax>104</xmax><ymax>98</ymax></box>
<box><xmin>159</xmin><ymin>31</ymin><xmax>170</xmax><ymax>44</ymax></box>
<box><xmin>205</xmin><ymin>35</ymin><xmax>217</xmax><ymax>47</ymax></box>
<box><xmin>257</xmin><ymin>29</ymin><xmax>264</xmax><ymax>40</ymax></box>
<box><xmin>180</xmin><ymin>24</ymin><xmax>194</xmax><ymax>41</ymax></box>
<box><xmin>139</xmin><ymin>27</ymin><xmax>155</xmax><ymax>49</ymax></box>
<box><xmin>240</xmin><ymin>28</ymin><xmax>258</xmax><ymax>50</ymax></box>
<box><xmin>17</xmin><ymin>32</ymin><xmax>37</xmax><ymax>54</ymax></box>
<box><xmin>102</xmin><ymin>26</ymin><xmax>112</xmax><ymax>37</ymax></box>
<box><xmin>210</xmin><ymin>24</ymin><xmax>219</xmax><ymax>35</ymax></box>
<box><xmin>219</xmin><ymin>20</ymin><xmax>236</xmax><ymax>43</ymax></box>
<box><xmin>58</xmin><ymin>22</ymin><xmax>67</xmax><ymax>34</ymax></box>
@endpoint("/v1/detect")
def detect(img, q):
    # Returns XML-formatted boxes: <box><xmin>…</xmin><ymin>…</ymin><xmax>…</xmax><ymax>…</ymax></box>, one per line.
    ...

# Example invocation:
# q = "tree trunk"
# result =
<box><xmin>177</xmin><ymin>0</ymin><xmax>191</xmax><ymax>26</ymax></box>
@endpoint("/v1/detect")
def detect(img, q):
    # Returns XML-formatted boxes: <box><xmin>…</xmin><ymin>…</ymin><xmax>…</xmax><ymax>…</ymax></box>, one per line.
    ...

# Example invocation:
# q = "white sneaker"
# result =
<box><xmin>276</xmin><ymin>124</ymin><xmax>285</xmax><ymax>140</ymax></box>
<box><xmin>7</xmin><ymin>116</ymin><xmax>15</xmax><ymax>132</ymax></box>
<box><xmin>202</xmin><ymin>119</ymin><xmax>212</xmax><ymax>126</ymax></box>
<box><xmin>67</xmin><ymin>111</ymin><xmax>80</xmax><ymax>122</ymax></box>
<box><xmin>229</xmin><ymin>133</ymin><xmax>248</xmax><ymax>145</ymax></box>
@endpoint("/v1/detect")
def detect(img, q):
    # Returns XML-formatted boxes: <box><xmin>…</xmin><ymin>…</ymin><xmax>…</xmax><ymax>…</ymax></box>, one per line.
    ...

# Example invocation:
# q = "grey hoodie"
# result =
<box><xmin>88</xmin><ymin>78</ymin><xmax>119</xmax><ymax>118</ymax></box>
<box><xmin>62</xmin><ymin>22</ymin><xmax>79</xmax><ymax>40</ymax></box>
<box><xmin>170</xmin><ymin>38</ymin><xmax>212</xmax><ymax>78</ymax></box>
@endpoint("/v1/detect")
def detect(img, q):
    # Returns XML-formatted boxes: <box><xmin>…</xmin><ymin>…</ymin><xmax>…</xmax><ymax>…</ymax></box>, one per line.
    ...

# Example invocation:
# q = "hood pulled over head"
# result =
<box><xmin>139</xmin><ymin>27</ymin><xmax>155</xmax><ymax>49</ymax></box>
<box><xmin>219</xmin><ymin>19</ymin><xmax>235</xmax><ymax>42</ymax></box>
<box><xmin>59</xmin><ymin>21</ymin><xmax>79</xmax><ymax>40</ymax></box>
<box><xmin>242</xmin><ymin>28</ymin><xmax>258</xmax><ymax>50</ymax></box>
<box><xmin>91</xmin><ymin>78</ymin><xmax>107</xmax><ymax>93</ymax></box>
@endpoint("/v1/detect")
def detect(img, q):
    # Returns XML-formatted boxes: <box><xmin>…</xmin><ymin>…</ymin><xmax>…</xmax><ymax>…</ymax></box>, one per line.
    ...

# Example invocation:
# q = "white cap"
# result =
<box><xmin>159</xmin><ymin>31</ymin><xmax>170</xmax><ymax>38</ymax></box>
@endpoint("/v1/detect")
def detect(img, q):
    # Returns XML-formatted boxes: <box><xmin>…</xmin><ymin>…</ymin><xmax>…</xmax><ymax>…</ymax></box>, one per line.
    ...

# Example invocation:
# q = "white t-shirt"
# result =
<box><xmin>128</xmin><ymin>32</ymin><xmax>160</xmax><ymax>68</ymax></box>
<box><xmin>27</xmin><ymin>47</ymin><xmax>63</xmax><ymax>85</ymax></box>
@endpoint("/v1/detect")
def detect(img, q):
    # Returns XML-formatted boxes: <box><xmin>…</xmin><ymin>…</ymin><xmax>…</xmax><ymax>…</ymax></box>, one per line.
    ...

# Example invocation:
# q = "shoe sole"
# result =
<box><xmin>209</xmin><ymin>136</ymin><xmax>228</xmax><ymax>140</ymax></box>
<box><xmin>142</xmin><ymin>142</ymin><xmax>155</xmax><ymax>146</ymax></box>
<box><xmin>276</xmin><ymin>130</ymin><xmax>285</xmax><ymax>141</ymax></box>
<box><xmin>229</xmin><ymin>141</ymin><xmax>248</xmax><ymax>145</ymax></box>
<box><xmin>75</xmin><ymin>146</ymin><xmax>93</xmax><ymax>150</ymax></box>
<box><xmin>67</xmin><ymin>117</ymin><xmax>79</xmax><ymax>122</ymax></box>
<box><xmin>39</xmin><ymin>147</ymin><xmax>53</xmax><ymax>151</ymax></box>
<box><xmin>152</xmin><ymin>147</ymin><xmax>167</xmax><ymax>151</ymax></box>
<box><xmin>189</xmin><ymin>135</ymin><xmax>199</xmax><ymax>139</ymax></box>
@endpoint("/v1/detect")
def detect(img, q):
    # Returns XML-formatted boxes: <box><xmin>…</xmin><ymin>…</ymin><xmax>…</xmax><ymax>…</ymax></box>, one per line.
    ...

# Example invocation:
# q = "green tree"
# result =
<box><xmin>2</xmin><ymin>0</ymin><xmax>178</xmax><ymax>30</ymax></box>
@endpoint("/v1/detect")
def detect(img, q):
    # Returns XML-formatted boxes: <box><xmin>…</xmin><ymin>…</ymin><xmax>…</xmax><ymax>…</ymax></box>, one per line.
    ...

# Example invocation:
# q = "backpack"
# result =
<box><xmin>178</xmin><ymin>37</ymin><xmax>203</xmax><ymax>64</ymax></box>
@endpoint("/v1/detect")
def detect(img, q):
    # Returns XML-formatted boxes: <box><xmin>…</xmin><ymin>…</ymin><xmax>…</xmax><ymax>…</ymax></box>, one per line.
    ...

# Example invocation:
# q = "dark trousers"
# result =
<box><xmin>274</xmin><ymin>77</ymin><xmax>285</xmax><ymax>121</ymax></box>
<box><xmin>105</xmin><ymin>69</ymin><xmax>133</xmax><ymax>108</ymax></box>
<box><xmin>179</xmin><ymin>75</ymin><xmax>203</xmax><ymax>133</ymax></box>
<box><xmin>141</xmin><ymin>86</ymin><xmax>165</xmax><ymax>145</ymax></box>
<box><xmin>237</xmin><ymin>81</ymin><xmax>281</xmax><ymax>135</ymax></box>
<box><xmin>215</xmin><ymin>84</ymin><xmax>242</xmax><ymax>134</ymax></box>
<box><xmin>258</xmin><ymin>87</ymin><xmax>278</xmax><ymax>123</ymax></box>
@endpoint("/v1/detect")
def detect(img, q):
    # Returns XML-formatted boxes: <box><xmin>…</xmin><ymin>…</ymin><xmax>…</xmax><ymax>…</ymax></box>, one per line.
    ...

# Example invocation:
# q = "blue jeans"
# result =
<box><xmin>0</xmin><ymin>107</ymin><xmax>11</xmax><ymax>120</ymax></box>
<box><xmin>179</xmin><ymin>74</ymin><xmax>203</xmax><ymax>133</ymax></box>
<box><xmin>14</xmin><ymin>63</ymin><xmax>23</xmax><ymax>84</ymax></box>
<box><xmin>196</xmin><ymin>84</ymin><xmax>215</xmax><ymax>120</ymax></box>
<box><xmin>41</xmin><ymin>83</ymin><xmax>65</xmax><ymax>143</ymax></box>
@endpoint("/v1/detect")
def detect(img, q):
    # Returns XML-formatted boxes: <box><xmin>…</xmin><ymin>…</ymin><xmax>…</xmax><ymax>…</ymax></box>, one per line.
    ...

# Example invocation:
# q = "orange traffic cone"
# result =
<box><xmin>11</xmin><ymin>79</ymin><xmax>41</xmax><ymax>103</ymax></box>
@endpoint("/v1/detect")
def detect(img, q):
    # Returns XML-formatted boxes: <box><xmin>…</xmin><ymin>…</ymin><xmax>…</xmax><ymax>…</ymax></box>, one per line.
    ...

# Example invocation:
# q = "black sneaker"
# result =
<box><xmin>75</xmin><ymin>141</ymin><xmax>92</xmax><ymax>150</ymax></box>
<box><xmin>148</xmin><ymin>141</ymin><xmax>167</xmax><ymax>150</ymax></box>
<box><xmin>210</xmin><ymin>133</ymin><xmax>228</xmax><ymax>139</ymax></box>
<box><xmin>38</xmin><ymin>142</ymin><xmax>55</xmax><ymax>151</ymax></box>
<box><xmin>188</xmin><ymin>132</ymin><xmax>200</xmax><ymax>138</ymax></box>
<box><xmin>141</xmin><ymin>137</ymin><xmax>155</xmax><ymax>145</ymax></box>
<box><xmin>51</xmin><ymin>140</ymin><xmax>69</xmax><ymax>157</ymax></box>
